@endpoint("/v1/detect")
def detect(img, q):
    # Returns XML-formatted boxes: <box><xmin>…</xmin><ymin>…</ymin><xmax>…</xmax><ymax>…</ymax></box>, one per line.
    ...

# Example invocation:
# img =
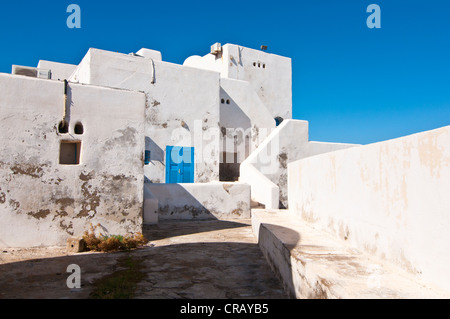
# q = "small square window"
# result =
<box><xmin>60</xmin><ymin>141</ymin><xmax>81</xmax><ymax>165</ymax></box>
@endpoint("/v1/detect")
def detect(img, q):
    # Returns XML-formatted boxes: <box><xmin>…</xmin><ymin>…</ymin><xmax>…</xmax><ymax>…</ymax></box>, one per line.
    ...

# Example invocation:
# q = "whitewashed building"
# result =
<box><xmin>2</xmin><ymin>42</ymin><xmax>450</xmax><ymax>298</ymax></box>
<box><xmin>1</xmin><ymin>43</ymin><xmax>354</xmax><ymax>247</ymax></box>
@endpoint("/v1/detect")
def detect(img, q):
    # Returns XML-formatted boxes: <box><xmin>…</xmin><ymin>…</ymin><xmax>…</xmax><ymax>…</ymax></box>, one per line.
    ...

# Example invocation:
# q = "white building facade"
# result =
<box><xmin>0</xmin><ymin>43</ymin><xmax>356</xmax><ymax>247</ymax></box>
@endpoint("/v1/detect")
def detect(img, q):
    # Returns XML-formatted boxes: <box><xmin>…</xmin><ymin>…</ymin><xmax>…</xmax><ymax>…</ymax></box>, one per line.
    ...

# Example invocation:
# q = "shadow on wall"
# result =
<box><xmin>219</xmin><ymin>88</ymin><xmax>252</xmax><ymax>182</ymax></box>
<box><xmin>149</xmin><ymin>184</ymin><xmax>218</xmax><ymax>220</ymax></box>
<box><xmin>145</xmin><ymin>136</ymin><xmax>164</xmax><ymax>163</ymax></box>
<box><xmin>144</xmin><ymin>136</ymin><xmax>164</xmax><ymax>184</ymax></box>
<box><xmin>219</xmin><ymin>88</ymin><xmax>252</xmax><ymax>132</ymax></box>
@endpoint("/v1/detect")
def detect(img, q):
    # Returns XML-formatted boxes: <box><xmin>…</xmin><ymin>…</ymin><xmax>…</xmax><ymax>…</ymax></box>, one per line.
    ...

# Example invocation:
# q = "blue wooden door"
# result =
<box><xmin>166</xmin><ymin>146</ymin><xmax>194</xmax><ymax>183</ymax></box>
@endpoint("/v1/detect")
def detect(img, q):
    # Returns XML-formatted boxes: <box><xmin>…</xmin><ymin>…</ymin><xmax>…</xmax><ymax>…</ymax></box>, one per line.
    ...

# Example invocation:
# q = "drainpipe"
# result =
<box><xmin>63</xmin><ymin>79</ymin><xmax>68</xmax><ymax>124</ymax></box>
<box><xmin>150</xmin><ymin>59</ymin><xmax>155</xmax><ymax>84</ymax></box>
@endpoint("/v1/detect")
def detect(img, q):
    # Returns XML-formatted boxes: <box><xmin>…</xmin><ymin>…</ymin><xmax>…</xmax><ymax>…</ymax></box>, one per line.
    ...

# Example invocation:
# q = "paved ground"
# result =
<box><xmin>0</xmin><ymin>219</ymin><xmax>288</xmax><ymax>299</ymax></box>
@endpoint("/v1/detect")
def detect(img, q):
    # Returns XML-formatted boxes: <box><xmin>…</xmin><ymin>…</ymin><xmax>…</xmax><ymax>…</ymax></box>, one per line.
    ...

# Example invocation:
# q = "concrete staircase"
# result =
<box><xmin>251</xmin><ymin>209</ymin><xmax>450</xmax><ymax>299</ymax></box>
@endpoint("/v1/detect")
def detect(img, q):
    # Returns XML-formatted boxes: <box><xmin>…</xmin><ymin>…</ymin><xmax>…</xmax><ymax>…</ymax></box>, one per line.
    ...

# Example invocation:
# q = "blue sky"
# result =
<box><xmin>0</xmin><ymin>0</ymin><xmax>449</xmax><ymax>144</ymax></box>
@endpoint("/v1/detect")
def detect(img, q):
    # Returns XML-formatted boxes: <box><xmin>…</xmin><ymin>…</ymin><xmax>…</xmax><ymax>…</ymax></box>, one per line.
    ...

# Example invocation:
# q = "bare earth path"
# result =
<box><xmin>0</xmin><ymin>219</ymin><xmax>288</xmax><ymax>299</ymax></box>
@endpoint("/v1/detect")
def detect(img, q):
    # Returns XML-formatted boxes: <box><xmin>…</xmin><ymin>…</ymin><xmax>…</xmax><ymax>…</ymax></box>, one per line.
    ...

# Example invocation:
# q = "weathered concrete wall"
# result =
<box><xmin>70</xmin><ymin>48</ymin><xmax>221</xmax><ymax>183</ymax></box>
<box><xmin>0</xmin><ymin>73</ymin><xmax>145</xmax><ymax>248</ymax></box>
<box><xmin>146</xmin><ymin>182</ymin><xmax>251</xmax><ymax>220</ymax></box>
<box><xmin>288</xmin><ymin>126</ymin><xmax>450</xmax><ymax>293</ymax></box>
<box><xmin>241</xmin><ymin>120</ymin><xmax>355</xmax><ymax>208</ymax></box>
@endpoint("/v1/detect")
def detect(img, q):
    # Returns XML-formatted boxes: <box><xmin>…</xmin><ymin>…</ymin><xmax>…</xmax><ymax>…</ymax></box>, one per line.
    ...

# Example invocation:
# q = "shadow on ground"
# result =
<box><xmin>0</xmin><ymin>220</ymin><xmax>289</xmax><ymax>299</ymax></box>
<box><xmin>143</xmin><ymin>219</ymin><xmax>251</xmax><ymax>241</ymax></box>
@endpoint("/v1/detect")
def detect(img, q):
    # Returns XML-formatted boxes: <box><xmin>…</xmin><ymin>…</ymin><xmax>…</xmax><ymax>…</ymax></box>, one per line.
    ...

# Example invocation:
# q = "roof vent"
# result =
<box><xmin>211</xmin><ymin>43</ymin><xmax>222</xmax><ymax>55</ymax></box>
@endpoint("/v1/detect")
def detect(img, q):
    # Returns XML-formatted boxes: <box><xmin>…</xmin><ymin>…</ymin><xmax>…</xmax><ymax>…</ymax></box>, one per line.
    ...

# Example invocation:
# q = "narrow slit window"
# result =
<box><xmin>60</xmin><ymin>141</ymin><xmax>81</xmax><ymax>165</ymax></box>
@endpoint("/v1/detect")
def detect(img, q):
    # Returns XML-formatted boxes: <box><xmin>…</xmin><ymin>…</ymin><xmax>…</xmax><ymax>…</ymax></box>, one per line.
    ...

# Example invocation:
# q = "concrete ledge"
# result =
<box><xmin>147</xmin><ymin>182</ymin><xmax>251</xmax><ymax>220</ymax></box>
<box><xmin>252</xmin><ymin>210</ymin><xmax>450</xmax><ymax>299</ymax></box>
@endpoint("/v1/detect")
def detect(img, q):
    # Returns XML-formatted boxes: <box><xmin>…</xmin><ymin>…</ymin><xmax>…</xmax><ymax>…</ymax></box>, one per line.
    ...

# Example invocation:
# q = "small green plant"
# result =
<box><xmin>83</xmin><ymin>223</ymin><xmax>148</xmax><ymax>252</ymax></box>
<box><xmin>90</xmin><ymin>256</ymin><xmax>145</xmax><ymax>299</ymax></box>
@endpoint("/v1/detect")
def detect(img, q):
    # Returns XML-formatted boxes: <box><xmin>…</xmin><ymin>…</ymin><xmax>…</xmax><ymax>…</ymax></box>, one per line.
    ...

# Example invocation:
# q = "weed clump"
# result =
<box><xmin>90</xmin><ymin>256</ymin><xmax>145</xmax><ymax>299</ymax></box>
<box><xmin>83</xmin><ymin>224</ymin><xmax>148</xmax><ymax>253</ymax></box>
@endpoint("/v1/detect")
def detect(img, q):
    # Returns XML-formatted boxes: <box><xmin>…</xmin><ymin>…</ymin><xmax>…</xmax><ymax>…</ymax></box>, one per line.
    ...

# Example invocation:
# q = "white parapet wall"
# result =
<box><xmin>288</xmin><ymin>125</ymin><xmax>450</xmax><ymax>293</ymax></box>
<box><xmin>240</xmin><ymin>164</ymin><xmax>279</xmax><ymax>210</ymax></box>
<box><xmin>146</xmin><ymin>182</ymin><xmax>251</xmax><ymax>220</ymax></box>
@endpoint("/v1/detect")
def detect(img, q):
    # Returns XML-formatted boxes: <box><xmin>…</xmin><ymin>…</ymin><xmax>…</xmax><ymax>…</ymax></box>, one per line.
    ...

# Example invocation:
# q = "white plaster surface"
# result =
<box><xmin>219</xmin><ymin>77</ymin><xmax>276</xmax><ymax>155</ymax></box>
<box><xmin>288</xmin><ymin>126</ymin><xmax>450</xmax><ymax>293</ymax></box>
<box><xmin>70</xmin><ymin>48</ymin><xmax>221</xmax><ymax>183</ymax></box>
<box><xmin>69</xmin><ymin>45</ymin><xmax>296</xmax><ymax>186</ymax></box>
<box><xmin>184</xmin><ymin>44</ymin><xmax>292</xmax><ymax>121</ymax></box>
<box><xmin>0</xmin><ymin>73</ymin><xmax>146</xmax><ymax>248</ymax></box>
